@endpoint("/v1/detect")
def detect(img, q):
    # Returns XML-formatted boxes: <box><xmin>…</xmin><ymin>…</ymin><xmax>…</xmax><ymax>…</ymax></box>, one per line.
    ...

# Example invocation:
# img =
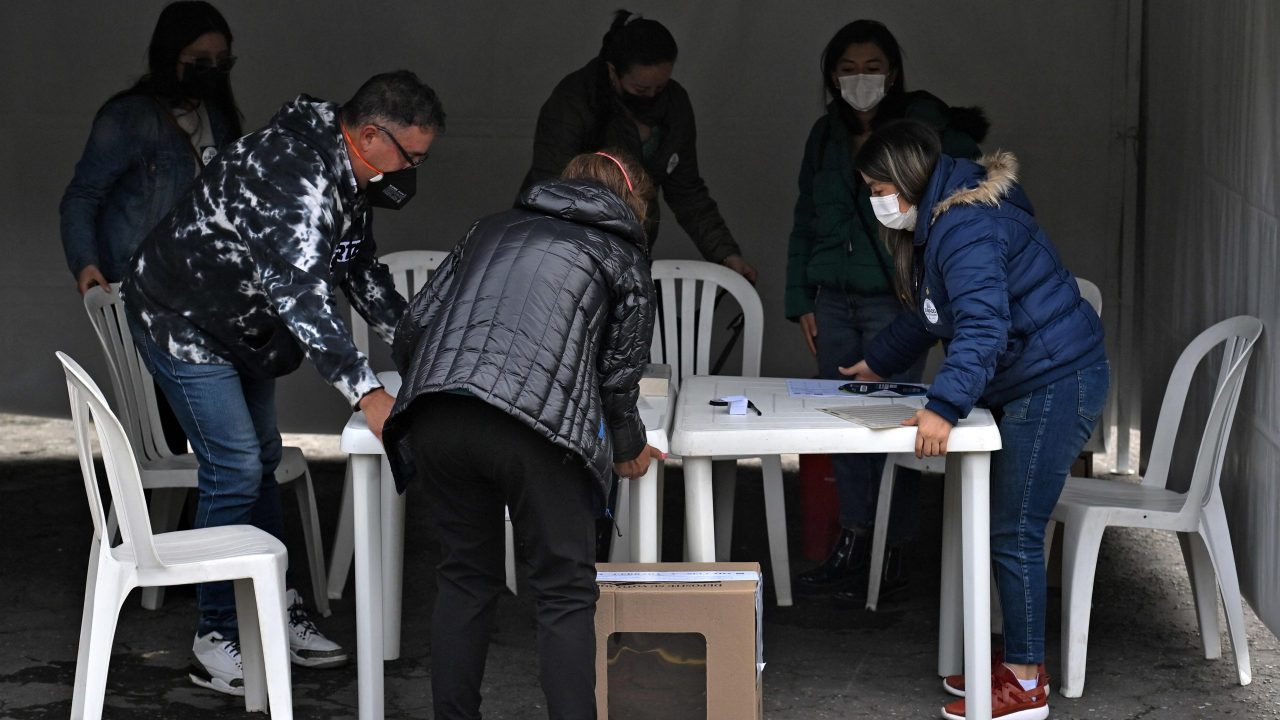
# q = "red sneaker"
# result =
<box><xmin>941</xmin><ymin>664</ymin><xmax>1049</xmax><ymax>720</ymax></box>
<box><xmin>942</xmin><ymin>649</ymin><xmax>1049</xmax><ymax>698</ymax></box>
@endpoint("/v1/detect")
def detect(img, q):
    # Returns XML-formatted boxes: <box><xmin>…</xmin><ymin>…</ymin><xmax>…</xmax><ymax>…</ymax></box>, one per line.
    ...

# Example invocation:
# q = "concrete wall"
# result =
<box><xmin>0</xmin><ymin>0</ymin><xmax>1126</xmax><ymax>433</ymax></box>
<box><xmin>1142</xmin><ymin>1</ymin><xmax>1280</xmax><ymax>635</ymax></box>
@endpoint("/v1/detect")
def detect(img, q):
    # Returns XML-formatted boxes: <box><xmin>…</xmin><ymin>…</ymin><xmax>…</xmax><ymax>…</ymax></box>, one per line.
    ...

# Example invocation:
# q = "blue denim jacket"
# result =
<box><xmin>60</xmin><ymin>94</ymin><xmax>235</xmax><ymax>281</ymax></box>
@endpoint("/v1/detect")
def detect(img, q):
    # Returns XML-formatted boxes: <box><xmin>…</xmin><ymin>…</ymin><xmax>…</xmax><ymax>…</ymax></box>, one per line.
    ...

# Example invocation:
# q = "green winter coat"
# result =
<box><xmin>784</xmin><ymin>93</ymin><xmax>982</xmax><ymax>320</ymax></box>
<box><xmin>521</xmin><ymin>58</ymin><xmax>740</xmax><ymax>263</ymax></box>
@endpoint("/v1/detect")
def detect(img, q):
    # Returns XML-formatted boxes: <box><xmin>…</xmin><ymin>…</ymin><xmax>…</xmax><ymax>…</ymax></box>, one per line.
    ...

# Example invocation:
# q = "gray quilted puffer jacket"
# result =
<box><xmin>384</xmin><ymin>179</ymin><xmax>655</xmax><ymax>497</ymax></box>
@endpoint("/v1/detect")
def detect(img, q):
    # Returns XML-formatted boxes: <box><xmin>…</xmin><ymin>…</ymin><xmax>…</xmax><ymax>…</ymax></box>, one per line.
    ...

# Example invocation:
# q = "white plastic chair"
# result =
<box><xmin>648</xmin><ymin>260</ymin><xmax>792</xmax><ymax>604</ymax></box>
<box><xmin>58</xmin><ymin>351</ymin><xmax>293</xmax><ymax>720</ymax></box>
<box><xmin>1049</xmin><ymin>315</ymin><xmax>1262</xmax><ymax>698</ymax></box>
<box><xmin>865</xmin><ymin>276</ymin><xmax>1106</xmax><ymax>611</ymax></box>
<box><xmin>327</xmin><ymin>250</ymin><xmax>519</xmax><ymax>601</ymax></box>
<box><xmin>83</xmin><ymin>286</ymin><xmax>329</xmax><ymax>616</ymax></box>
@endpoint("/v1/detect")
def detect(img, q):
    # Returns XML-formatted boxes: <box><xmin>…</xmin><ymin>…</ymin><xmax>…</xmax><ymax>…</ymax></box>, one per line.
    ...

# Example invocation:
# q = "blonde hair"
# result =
<box><xmin>560</xmin><ymin>149</ymin><xmax>653</xmax><ymax>226</ymax></box>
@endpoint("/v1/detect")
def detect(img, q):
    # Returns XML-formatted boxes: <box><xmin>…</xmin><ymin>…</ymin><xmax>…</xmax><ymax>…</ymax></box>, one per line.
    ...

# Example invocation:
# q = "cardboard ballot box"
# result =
<box><xmin>595</xmin><ymin>562</ymin><xmax>763</xmax><ymax>720</ymax></box>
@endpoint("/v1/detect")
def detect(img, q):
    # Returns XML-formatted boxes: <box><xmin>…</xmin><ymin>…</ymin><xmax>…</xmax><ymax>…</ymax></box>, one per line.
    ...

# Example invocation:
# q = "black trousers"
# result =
<box><xmin>409</xmin><ymin>393</ymin><xmax>599</xmax><ymax>720</ymax></box>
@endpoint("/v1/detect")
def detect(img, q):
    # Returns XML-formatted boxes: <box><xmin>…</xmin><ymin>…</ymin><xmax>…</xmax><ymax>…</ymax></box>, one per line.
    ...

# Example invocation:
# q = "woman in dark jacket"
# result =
<box><xmin>386</xmin><ymin>151</ymin><xmax>663</xmax><ymax>720</ymax></box>
<box><xmin>61</xmin><ymin>0</ymin><xmax>242</xmax><ymax>294</ymax></box>
<box><xmin>790</xmin><ymin>19</ymin><xmax>990</xmax><ymax>602</ymax></box>
<box><xmin>846</xmin><ymin>120</ymin><xmax>1107</xmax><ymax>720</ymax></box>
<box><xmin>61</xmin><ymin>1</ymin><xmax>242</xmax><ymax>459</ymax></box>
<box><xmin>521</xmin><ymin>9</ymin><xmax>756</xmax><ymax>282</ymax></box>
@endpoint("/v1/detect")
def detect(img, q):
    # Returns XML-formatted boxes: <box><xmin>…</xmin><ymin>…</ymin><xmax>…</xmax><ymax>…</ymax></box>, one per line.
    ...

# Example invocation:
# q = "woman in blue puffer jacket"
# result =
<box><xmin>844</xmin><ymin>119</ymin><xmax>1107</xmax><ymax>720</ymax></box>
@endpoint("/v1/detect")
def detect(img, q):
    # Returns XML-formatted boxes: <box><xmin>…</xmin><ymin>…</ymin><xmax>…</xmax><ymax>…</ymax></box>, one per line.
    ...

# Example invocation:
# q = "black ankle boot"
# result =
<box><xmin>834</xmin><ymin>543</ymin><xmax>910</xmax><ymax>605</ymax></box>
<box><xmin>795</xmin><ymin>527</ymin><xmax>870</xmax><ymax>593</ymax></box>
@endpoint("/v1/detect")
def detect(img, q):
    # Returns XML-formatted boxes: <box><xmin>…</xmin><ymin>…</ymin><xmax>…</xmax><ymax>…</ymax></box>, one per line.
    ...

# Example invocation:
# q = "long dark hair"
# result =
<box><xmin>821</xmin><ymin>19</ymin><xmax>906</xmax><ymax>133</ymax></box>
<box><xmin>598</xmin><ymin>9</ymin><xmax>678</xmax><ymax>75</ymax></box>
<box><xmin>115</xmin><ymin>1</ymin><xmax>243</xmax><ymax>135</ymax></box>
<box><xmin>854</xmin><ymin>120</ymin><xmax>941</xmax><ymax>303</ymax></box>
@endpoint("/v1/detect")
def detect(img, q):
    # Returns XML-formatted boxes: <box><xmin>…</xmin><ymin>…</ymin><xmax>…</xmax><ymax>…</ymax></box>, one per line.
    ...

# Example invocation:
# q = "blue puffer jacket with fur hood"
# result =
<box><xmin>864</xmin><ymin>151</ymin><xmax>1105</xmax><ymax>424</ymax></box>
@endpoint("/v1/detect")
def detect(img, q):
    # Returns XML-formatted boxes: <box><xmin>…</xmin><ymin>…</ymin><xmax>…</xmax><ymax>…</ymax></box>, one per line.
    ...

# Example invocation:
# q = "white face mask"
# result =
<box><xmin>870</xmin><ymin>193</ymin><xmax>917</xmax><ymax>230</ymax></box>
<box><xmin>838</xmin><ymin>73</ymin><xmax>886</xmax><ymax>111</ymax></box>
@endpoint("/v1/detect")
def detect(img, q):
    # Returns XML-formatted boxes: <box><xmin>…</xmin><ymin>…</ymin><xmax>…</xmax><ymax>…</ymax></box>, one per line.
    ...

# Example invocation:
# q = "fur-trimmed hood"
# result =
<box><xmin>930</xmin><ymin>150</ymin><xmax>1020</xmax><ymax>222</ymax></box>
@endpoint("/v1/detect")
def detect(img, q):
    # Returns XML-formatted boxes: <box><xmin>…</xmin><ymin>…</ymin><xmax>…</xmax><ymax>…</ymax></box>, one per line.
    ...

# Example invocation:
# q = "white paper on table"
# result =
<box><xmin>818</xmin><ymin>404</ymin><xmax>919</xmax><ymax>429</ymax></box>
<box><xmin>785</xmin><ymin>379</ymin><xmax>851</xmax><ymax>397</ymax></box>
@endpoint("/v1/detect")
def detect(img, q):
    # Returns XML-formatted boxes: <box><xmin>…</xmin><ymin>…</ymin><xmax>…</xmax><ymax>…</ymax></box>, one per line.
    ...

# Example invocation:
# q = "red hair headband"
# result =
<box><xmin>594</xmin><ymin>152</ymin><xmax>634</xmax><ymax>193</ymax></box>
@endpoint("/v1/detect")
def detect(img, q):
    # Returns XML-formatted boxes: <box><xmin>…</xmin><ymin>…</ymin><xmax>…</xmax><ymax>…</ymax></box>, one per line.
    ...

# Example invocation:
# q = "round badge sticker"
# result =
<box><xmin>923</xmin><ymin>298</ymin><xmax>939</xmax><ymax>324</ymax></box>
<box><xmin>666</xmin><ymin>153</ymin><xmax>680</xmax><ymax>174</ymax></box>
<box><xmin>201</xmin><ymin>146</ymin><xmax>218</xmax><ymax>165</ymax></box>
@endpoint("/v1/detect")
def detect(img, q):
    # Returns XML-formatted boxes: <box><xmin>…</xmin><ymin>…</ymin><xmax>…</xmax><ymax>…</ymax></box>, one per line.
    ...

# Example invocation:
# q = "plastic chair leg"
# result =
<box><xmin>760</xmin><ymin>455</ymin><xmax>791</xmax><ymax>606</ymax></box>
<box><xmin>291</xmin><ymin>469</ymin><xmax>331</xmax><ymax>617</ymax></box>
<box><xmin>1178</xmin><ymin>531</ymin><xmax>1221</xmax><ymax>659</ymax></box>
<box><xmin>654</xmin><ymin>462</ymin><xmax>666</xmax><ymax>561</ymax></box>
<box><xmin>608</xmin><ymin>476</ymin><xmax>633</xmax><ymax>563</ymax></box>
<box><xmin>72</xmin><ymin>558</ymin><xmax>129</xmax><ymax>720</ymax></box>
<box><xmin>1200</xmin><ymin>501</ymin><xmax>1252</xmax><ymax>686</ymax></box>
<box><xmin>866</xmin><ymin>457</ymin><xmax>898</xmax><ymax>611</ymax></box>
<box><xmin>326</xmin><ymin>462</ymin><xmax>356</xmax><ymax>601</ymax></box>
<box><xmin>236</xmin><ymin>577</ymin><xmax>268</xmax><ymax>713</ymax></box>
<box><xmin>1058</xmin><ymin>515</ymin><xmax>1105</xmax><ymax>698</ymax></box>
<box><xmin>712</xmin><ymin>459</ymin><xmax>736</xmax><ymax>561</ymax></box>
<box><xmin>140</xmin><ymin>488</ymin><xmax>187</xmax><ymax>610</ymax></box>
<box><xmin>236</xmin><ymin>566</ymin><xmax>293</xmax><ymax>717</ymax></box>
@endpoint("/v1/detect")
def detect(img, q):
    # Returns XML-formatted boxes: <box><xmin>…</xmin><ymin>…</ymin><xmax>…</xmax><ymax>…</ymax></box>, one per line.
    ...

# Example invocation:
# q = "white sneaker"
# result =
<box><xmin>286</xmin><ymin>589</ymin><xmax>348</xmax><ymax>668</ymax></box>
<box><xmin>190</xmin><ymin>631</ymin><xmax>244</xmax><ymax>696</ymax></box>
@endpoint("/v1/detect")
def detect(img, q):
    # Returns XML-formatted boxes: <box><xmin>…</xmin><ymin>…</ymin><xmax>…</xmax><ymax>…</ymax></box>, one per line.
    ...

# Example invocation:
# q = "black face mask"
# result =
<box><xmin>620</xmin><ymin>90</ymin><xmax>659</xmax><ymax>115</ymax></box>
<box><xmin>367</xmin><ymin>166</ymin><xmax>417</xmax><ymax>210</ymax></box>
<box><xmin>179</xmin><ymin>63</ymin><xmax>228</xmax><ymax>100</ymax></box>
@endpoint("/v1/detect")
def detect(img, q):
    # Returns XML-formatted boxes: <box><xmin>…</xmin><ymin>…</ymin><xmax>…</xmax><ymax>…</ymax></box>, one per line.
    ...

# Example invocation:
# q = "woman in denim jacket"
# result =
<box><xmin>847</xmin><ymin>119</ymin><xmax>1108</xmax><ymax>720</ymax></box>
<box><xmin>60</xmin><ymin>1</ymin><xmax>242</xmax><ymax>295</ymax></box>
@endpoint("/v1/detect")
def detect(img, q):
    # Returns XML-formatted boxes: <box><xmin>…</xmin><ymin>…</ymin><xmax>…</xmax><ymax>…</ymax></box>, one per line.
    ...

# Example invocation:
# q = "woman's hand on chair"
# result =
<box><xmin>77</xmin><ymin>265</ymin><xmax>110</xmax><ymax>295</ymax></box>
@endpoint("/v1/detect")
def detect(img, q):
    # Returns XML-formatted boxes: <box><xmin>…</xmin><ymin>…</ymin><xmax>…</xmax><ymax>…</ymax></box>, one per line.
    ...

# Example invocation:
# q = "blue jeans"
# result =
<box><xmin>131</xmin><ymin>322</ymin><xmax>286</xmax><ymax>641</ymax></box>
<box><xmin>814</xmin><ymin>288</ymin><xmax>927</xmax><ymax>540</ymax></box>
<box><xmin>993</xmin><ymin>359</ymin><xmax>1109</xmax><ymax>664</ymax></box>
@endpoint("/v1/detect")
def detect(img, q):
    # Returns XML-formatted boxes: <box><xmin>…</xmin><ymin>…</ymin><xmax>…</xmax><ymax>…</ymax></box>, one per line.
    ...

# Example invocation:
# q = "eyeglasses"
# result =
<box><xmin>373</xmin><ymin>124</ymin><xmax>429</xmax><ymax>169</ymax></box>
<box><xmin>180</xmin><ymin>55</ymin><xmax>237</xmax><ymax>72</ymax></box>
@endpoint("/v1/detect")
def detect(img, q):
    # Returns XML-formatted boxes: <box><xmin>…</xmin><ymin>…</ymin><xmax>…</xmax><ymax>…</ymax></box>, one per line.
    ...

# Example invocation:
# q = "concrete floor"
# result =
<box><xmin>1</xmin><ymin>415</ymin><xmax>1277</xmax><ymax>719</ymax></box>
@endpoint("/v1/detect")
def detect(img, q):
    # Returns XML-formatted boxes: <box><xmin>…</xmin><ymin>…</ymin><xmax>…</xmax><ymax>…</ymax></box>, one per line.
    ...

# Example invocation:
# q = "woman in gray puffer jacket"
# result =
<box><xmin>384</xmin><ymin>151</ymin><xmax>662</xmax><ymax>720</ymax></box>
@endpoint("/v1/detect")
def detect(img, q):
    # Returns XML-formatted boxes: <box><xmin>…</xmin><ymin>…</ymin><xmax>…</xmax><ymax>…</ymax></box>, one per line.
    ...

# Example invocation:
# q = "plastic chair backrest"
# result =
<box><xmin>649</xmin><ymin>259</ymin><xmax>763</xmax><ymax>387</ymax></box>
<box><xmin>1141</xmin><ymin>316</ymin><xmax>1263</xmax><ymax>514</ymax></box>
<box><xmin>350</xmin><ymin>250</ymin><xmax>449</xmax><ymax>357</ymax></box>
<box><xmin>83</xmin><ymin>285</ymin><xmax>171</xmax><ymax>463</ymax></box>
<box><xmin>1076</xmin><ymin>277</ymin><xmax>1103</xmax><ymax>316</ymax></box>
<box><xmin>57</xmin><ymin>351</ymin><xmax>163</xmax><ymax>568</ymax></box>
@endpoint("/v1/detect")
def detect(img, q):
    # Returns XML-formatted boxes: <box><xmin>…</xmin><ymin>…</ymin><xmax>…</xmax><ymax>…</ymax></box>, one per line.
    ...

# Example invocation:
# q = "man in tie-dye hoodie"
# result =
<box><xmin>122</xmin><ymin>70</ymin><xmax>444</xmax><ymax>695</ymax></box>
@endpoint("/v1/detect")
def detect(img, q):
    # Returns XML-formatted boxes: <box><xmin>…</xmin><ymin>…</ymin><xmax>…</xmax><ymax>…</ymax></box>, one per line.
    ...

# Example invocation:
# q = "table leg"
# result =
<box><xmin>961</xmin><ymin>452</ymin><xmax>992</xmax><ymax>720</ymax></box>
<box><xmin>938</xmin><ymin>455</ymin><xmax>963</xmax><ymax>677</ymax></box>
<box><xmin>351</xmin><ymin>453</ymin><xmax>384</xmax><ymax>720</ymax></box>
<box><xmin>636</xmin><ymin>464</ymin><xmax>660</xmax><ymax>563</ymax></box>
<box><xmin>380</xmin><ymin>455</ymin><xmax>404</xmax><ymax>661</ymax></box>
<box><xmin>683</xmin><ymin>456</ymin><xmax>716</xmax><ymax>561</ymax></box>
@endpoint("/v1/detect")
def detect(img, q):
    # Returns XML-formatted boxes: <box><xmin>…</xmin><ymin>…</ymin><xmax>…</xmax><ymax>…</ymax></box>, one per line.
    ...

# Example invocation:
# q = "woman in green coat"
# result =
<box><xmin>787</xmin><ymin>19</ymin><xmax>988</xmax><ymax>602</ymax></box>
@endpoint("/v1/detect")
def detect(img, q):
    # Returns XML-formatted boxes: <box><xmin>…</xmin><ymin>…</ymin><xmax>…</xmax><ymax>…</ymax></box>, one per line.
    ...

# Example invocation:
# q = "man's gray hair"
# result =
<box><xmin>340</xmin><ymin>70</ymin><xmax>446</xmax><ymax>131</ymax></box>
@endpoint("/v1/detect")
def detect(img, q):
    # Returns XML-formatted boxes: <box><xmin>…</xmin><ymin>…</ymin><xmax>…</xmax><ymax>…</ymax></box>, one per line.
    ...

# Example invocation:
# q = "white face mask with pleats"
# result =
<box><xmin>870</xmin><ymin>193</ymin><xmax>918</xmax><ymax>230</ymax></box>
<box><xmin>839</xmin><ymin>73</ymin><xmax>886</xmax><ymax>111</ymax></box>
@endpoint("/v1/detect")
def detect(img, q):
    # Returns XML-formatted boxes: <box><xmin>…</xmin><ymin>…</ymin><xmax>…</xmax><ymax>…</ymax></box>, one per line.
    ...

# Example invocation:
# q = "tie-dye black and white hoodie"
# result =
<box><xmin>122</xmin><ymin>95</ymin><xmax>406</xmax><ymax>407</ymax></box>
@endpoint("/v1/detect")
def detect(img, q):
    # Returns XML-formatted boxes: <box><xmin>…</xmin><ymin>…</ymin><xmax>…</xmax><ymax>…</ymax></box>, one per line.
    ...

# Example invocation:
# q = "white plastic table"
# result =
<box><xmin>342</xmin><ymin>373</ymin><xmax>672</xmax><ymax>720</ymax></box>
<box><xmin>668</xmin><ymin>376</ymin><xmax>1003</xmax><ymax>720</ymax></box>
